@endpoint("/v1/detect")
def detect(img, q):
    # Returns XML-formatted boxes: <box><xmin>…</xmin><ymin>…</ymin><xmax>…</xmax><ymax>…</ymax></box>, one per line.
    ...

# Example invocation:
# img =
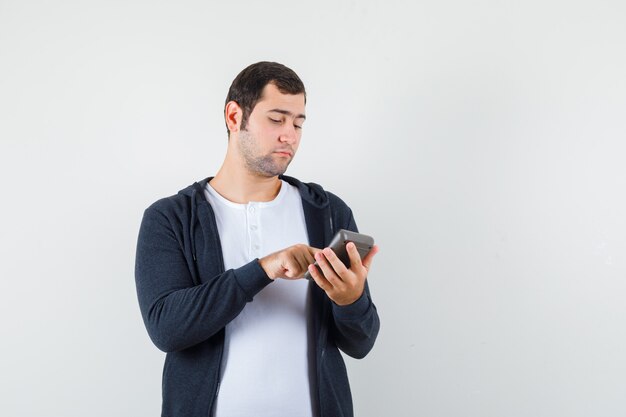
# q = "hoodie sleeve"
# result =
<box><xmin>134</xmin><ymin>205</ymin><xmax>273</xmax><ymax>353</ymax></box>
<box><xmin>329</xmin><ymin>209</ymin><xmax>380</xmax><ymax>359</ymax></box>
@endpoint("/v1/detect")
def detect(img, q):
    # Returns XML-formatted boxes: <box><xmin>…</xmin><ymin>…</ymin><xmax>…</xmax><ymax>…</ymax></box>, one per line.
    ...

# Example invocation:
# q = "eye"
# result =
<box><xmin>294</xmin><ymin>124</ymin><xmax>302</xmax><ymax>130</ymax></box>
<box><xmin>269</xmin><ymin>117</ymin><xmax>281</xmax><ymax>124</ymax></box>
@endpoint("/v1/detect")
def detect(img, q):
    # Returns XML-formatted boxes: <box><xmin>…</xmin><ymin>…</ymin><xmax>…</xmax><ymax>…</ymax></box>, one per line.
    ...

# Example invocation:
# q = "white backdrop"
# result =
<box><xmin>1</xmin><ymin>1</ymin><xmax>625</xmax><ymax>416</ymax></box>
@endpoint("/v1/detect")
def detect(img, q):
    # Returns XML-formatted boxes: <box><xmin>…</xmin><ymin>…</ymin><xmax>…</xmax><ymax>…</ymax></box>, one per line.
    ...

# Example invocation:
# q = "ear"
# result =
<box><xmin>224</xmin><ymin>101</ymin><xmax>242</xmax><ymax>133</ymax></box>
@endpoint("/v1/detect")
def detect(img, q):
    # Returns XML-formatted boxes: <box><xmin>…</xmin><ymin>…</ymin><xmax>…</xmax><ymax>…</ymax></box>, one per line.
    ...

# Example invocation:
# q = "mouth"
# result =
<box><xmin>273</xmin><ymin>150</ymin><xmax>293</xmax><ymax>157</ymax></box>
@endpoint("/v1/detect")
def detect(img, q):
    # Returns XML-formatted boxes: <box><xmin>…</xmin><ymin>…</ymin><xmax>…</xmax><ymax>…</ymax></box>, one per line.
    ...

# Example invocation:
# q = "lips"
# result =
<box><xmin>274</xmin><ymin>149</ymin><xmax>293</xmax><ymax>157</ymax></box>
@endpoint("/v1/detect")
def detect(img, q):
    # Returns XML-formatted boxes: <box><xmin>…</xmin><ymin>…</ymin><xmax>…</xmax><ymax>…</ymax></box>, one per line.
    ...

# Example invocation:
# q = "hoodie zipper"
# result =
<box><xmin>316</xmin><ymin>206</ymin><xmax>334</xmax><ymax>417</ymax></box>
<box><xmin>196</xmin><ymin>183</ymin><xmax>227</xmax><ymax>417</ymax></box>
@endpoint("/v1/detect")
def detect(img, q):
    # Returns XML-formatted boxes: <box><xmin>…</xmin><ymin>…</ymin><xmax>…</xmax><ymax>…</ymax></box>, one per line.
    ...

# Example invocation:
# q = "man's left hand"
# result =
<box><xmin>308</xmin><ymin>242</ymin><xmax>379</xmax><ymax>306</ymax></box>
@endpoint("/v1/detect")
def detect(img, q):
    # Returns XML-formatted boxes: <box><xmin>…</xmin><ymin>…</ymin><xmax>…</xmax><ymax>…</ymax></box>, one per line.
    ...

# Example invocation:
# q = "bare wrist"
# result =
<box><xmin>258</xmin><ymin>257</ymin><xmax>276</xmax><ymax>280</ymax></box>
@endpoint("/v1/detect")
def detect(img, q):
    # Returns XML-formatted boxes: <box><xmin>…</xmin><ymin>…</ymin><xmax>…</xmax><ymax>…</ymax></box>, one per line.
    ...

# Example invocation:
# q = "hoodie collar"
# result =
<box><xmin>180</xmin><ymin>175</ymin><xmax>332</xmax><ymax>263</ymax></box>
<box><xmin>179</xmin><ymin>175</ymin><xmax>330</xmax><ymax>209</ymax></box>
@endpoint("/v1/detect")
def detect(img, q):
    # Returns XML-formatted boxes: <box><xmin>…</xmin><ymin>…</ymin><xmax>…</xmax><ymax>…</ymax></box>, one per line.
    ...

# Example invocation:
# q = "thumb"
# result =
<box><xmin>361</xmin><ymin>245</ymin><xmax>379</xmax><ymax>270</ymax></box>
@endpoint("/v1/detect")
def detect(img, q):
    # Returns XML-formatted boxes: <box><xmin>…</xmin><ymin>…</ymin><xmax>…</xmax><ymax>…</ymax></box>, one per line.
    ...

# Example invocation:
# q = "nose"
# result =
<box><xmin>279</xmin><ymin>124</ymin><xmax>298</xmax><ymax>144</ymax></box>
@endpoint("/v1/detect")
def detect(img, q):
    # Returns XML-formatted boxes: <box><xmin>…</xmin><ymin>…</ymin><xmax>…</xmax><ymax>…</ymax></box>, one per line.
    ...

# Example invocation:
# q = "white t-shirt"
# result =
<box><xmin>205</xmin><ymin>180</ymin><xmax>314</xmax><ymax>417</ymax></box>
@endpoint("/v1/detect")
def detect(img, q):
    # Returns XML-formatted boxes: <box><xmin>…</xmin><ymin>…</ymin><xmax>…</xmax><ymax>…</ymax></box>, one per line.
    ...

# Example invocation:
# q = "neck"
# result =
<box><xmin>210</xmin><ymin>161</ymin><xmax>282</xmax><ymax>204</ymax></box>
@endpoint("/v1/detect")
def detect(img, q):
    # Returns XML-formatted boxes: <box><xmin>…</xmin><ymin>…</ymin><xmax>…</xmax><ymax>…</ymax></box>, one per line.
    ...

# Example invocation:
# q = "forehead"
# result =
<box><xmin>254</xmin><ymin>83</ymin><xmax>306</xmax><ymax>113</ymax></box>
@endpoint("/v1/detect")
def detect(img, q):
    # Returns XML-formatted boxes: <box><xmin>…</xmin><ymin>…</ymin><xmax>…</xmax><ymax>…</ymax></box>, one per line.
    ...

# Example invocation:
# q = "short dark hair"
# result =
<box><xmin>225</xmin><ymin>61</ymin><xmax>306</xmax><ymax>135</ymax></box>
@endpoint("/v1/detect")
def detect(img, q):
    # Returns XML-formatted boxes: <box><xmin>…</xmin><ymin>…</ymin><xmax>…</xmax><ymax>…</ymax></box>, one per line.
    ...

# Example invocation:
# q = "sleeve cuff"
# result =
<box><xmin>332</xmin><ymin>290</ymin><xmax>371</xmax><ymax>320</ymax></box>
<box><xmin>233</xmin><ymin>259</ymin><xmax>273</xmax><ymax>301</ymax></box>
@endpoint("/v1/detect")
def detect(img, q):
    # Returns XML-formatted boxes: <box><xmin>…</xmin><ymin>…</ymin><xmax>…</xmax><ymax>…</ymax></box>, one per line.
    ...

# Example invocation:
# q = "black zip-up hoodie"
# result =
<box><xmin>135</xmin><ymin>175</ymin><xmax>380</xmax><ymax>417</ymax></box>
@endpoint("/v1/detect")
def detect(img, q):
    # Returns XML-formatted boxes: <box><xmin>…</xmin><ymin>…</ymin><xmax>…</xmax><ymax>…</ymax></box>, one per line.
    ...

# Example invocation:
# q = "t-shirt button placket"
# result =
<box><xmin>248</xmin><ymin>204</ymin><xmax>261</xmax><ymax>257</ymax></box>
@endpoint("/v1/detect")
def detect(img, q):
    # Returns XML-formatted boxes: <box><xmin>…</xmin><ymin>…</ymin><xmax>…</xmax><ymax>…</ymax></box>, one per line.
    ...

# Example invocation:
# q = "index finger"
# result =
<box><xmin>308</xmin><ymin>246</ymin><xmax>322</xmax><ymax>256</ymax></box>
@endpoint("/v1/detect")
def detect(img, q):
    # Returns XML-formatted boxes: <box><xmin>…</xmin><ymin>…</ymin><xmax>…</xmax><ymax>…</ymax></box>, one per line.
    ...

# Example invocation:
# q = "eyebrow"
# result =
<box><xmin>267</xmin><ymin>109</ymin><xmax>306</xmax><ymax>120</ymax></box>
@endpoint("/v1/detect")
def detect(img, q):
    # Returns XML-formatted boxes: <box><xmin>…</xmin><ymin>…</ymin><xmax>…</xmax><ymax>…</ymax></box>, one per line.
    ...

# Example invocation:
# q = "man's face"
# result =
<box><xmin>237</xmin><ymin>83</ymin><xmax>306</xmax><ymax>177</ymax></box>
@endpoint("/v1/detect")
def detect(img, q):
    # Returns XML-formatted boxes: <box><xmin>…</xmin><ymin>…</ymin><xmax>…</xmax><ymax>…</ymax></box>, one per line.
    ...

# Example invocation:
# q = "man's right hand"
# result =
<box><xmin>258</xmin><ymin>244</ymin><xmax>321</xmax><ymax>280</ymax></box>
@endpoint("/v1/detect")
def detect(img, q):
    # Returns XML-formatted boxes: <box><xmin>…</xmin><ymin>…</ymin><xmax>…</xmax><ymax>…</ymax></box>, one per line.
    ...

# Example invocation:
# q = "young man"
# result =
<box><xmin>135</xmin><ymin>62</ymin><xmax>380</xmax><ymax>417</ymax></box>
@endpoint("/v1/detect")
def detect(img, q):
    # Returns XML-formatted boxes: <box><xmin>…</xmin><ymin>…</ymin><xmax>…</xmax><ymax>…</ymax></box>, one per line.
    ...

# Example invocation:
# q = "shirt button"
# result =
<box><xmin>253</xmin><ymin>244</ymin><xmax>260</xmax><ymax>250</ymax></box>
<box><xmin>248</xmin><ymin>206</ymin><xmax>255</xmax><ymax>213</ymax></box>
<box><xmin>250</xmin><ymin>225</ymin><xmax>257</xmax><ymax>230</ymax></box>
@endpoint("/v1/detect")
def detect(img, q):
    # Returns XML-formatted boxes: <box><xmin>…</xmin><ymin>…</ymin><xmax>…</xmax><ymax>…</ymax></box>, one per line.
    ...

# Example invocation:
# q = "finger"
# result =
<box><xmin>308</xmin><ymin>263</ymin><xmax>331</xmax><ymax>291</ymax></box>
<box><xmin>346</xmin><ymin>242</ymin><xmax>363</xmax><ymax>270</ymax></box>
<box><xmin>308</xmin><ymin>245</ymin><xmax>322</xmax><ymax>255</ymax></box>
<box><xmin>315</xmin><ymin>251</ymin><xmax>340</xmax><ymax>286</ymax></box>
<box><xmin>290</xmin><ymin>245</ymin><xmax>316</xmax><ymax>278</ymax></box>
<box><xmin>361</xmin><ymin>244</ymin><xmax>379</xmax><ymax>271</ymax></box>
<box><xmin>300</xmin><ymin>246</ymin><xmax>321</xmax><ymax>275</ymax></box>
<box><xmin>303</xmin><ymin>246</ymin><xmax>318</xmax><ymax>266</ymax></box>
<box><xmin>316</xmin><ymin>251</ymin><xmax>347</xmax><ymax>290</ymax></box>
<box><xmin>322</xmin><ymin>247</ymin><xmax>349</xmax><ymax>277</ymax></box>
<box><xmin>283</xmin><ymin>257</ymin><xmax>300</xmax><ymax>278</ymax></box>
<box><xmin>287</xmin><ymin>250</ymin><xmax>308</xmax><ymax>278</ymax></box>
<box><xmin>293</xmin><ymin>251</ymin><xmax>309</xmax><ymax>276</ymax></box>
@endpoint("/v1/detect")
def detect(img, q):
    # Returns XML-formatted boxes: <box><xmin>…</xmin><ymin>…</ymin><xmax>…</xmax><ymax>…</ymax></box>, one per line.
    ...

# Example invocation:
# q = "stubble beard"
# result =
<box><xmin>237</xmin><ymin>129</ymin><xmax>293</xmax><ymax>177</ymax></box>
